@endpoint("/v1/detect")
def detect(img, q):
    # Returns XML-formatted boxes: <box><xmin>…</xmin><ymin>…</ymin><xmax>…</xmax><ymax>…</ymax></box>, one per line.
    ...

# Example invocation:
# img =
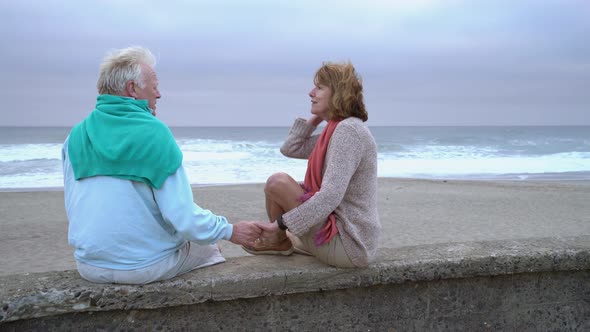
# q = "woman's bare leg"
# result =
<box><xmin>265</xmin><ymin>172</ymin><xmax>305</xmax><ymax>220</ymax></box>
<box><xmin>262</xmin><ymin>172</ymin><xmax>305</xmax><ymax>243</ymax></box>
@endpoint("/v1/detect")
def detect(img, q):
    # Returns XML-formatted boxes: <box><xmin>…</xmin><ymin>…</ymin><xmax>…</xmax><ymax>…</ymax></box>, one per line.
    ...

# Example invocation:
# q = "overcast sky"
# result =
<box><xmin>1</xmin><ymin>0</ymin><xmax>589</xmax><ymax>126</ymax></box>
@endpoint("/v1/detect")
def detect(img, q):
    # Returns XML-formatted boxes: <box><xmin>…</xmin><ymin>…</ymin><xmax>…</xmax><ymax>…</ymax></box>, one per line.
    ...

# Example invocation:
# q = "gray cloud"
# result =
<box><xmin>0</xmin><ymin>0</ymin><xmax>588</xmax><ymax>126</ymax></box>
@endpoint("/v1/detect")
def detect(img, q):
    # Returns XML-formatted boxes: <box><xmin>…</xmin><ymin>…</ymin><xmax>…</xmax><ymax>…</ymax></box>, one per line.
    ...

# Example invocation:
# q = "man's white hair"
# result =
<box><xmin>96</xmin><ymin>46</ymin><xmax>156</xmax><ymax>95</ymax></box>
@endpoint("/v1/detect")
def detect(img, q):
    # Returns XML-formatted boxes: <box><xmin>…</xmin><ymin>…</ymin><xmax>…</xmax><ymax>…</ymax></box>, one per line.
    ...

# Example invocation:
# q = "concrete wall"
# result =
<box><xmin>2</xmin><ymin>236</ymin><xmax>590</xmax><ymax>331</ymax></box>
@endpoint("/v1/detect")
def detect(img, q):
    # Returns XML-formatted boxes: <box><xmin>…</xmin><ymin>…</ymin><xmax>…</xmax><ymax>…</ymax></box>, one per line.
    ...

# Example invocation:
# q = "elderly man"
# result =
<box><xmin>62</xmin><ymin>46</ymin><xmax>260</xmax><ymax>284</ymax></box>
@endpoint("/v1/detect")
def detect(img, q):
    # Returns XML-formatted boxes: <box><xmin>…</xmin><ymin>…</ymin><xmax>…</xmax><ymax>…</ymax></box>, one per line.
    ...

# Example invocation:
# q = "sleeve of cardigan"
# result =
<box><xmin>283</xmin><ymin>121</ymin><xmax>363</xmax><ymax>236</ymax></box>
<box><xmin>280</xmin><ymin>118</ymin><xmax>320</xmax><ymax>159</ymax></box>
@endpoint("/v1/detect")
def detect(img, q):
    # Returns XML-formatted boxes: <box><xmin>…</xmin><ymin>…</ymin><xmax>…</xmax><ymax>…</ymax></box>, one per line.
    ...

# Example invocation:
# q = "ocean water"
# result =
<box><xmin>1</xmin><ymin>126</ymin><xmax>589</xmax><ymax>189</ymax></box>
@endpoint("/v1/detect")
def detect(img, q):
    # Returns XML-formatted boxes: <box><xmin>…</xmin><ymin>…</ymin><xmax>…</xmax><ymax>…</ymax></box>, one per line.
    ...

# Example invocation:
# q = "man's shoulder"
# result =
<box><xmin>149</xmin><ymin>117</ymin><xmax>175</xmax><ymax>137</ymax></box>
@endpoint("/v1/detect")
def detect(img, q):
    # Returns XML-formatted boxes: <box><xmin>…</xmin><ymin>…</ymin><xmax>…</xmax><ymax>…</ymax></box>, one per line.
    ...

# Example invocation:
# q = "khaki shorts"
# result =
<box><xmin>295</xmin><ymin>223</ymin><xmax>356</xmax><ymax>268</ymax></box>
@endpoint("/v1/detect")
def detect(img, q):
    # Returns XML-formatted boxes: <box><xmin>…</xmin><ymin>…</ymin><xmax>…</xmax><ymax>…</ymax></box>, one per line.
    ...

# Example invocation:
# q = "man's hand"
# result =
<box><xmin>253</xmin><ymin>221</ymin><xmax>286</xmax><ymax>244</ymax></box>
<box><xmin>229</xmin><ymin>221</ymin><xmax>263</xmax><ymax>247</ymax></box>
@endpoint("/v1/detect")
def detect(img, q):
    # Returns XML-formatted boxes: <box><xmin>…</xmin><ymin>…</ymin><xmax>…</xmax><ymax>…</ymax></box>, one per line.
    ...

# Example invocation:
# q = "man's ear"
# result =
<box><xmin>126</xmin><ymin>81</ymin><xmax>137</xmax><ymax>98</ymax></box>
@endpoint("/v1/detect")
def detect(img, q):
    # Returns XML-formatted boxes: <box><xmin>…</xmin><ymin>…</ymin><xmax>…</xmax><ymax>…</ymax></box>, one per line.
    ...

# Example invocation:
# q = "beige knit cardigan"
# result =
<box><xmin>281</xmin><ymin>117</ymin><xmax>381</xmax><ymax>267</ymax></box>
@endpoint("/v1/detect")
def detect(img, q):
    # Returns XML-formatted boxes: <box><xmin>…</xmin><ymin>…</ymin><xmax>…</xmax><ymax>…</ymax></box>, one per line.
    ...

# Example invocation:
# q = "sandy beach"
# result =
<box><xmin>1</xmin><ymin>178</ymin><xmax>589</xmax><ymax>276</ymax></box>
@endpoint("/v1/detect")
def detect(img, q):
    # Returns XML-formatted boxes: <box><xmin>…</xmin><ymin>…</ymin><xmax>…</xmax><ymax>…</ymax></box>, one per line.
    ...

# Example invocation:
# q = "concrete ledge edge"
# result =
<box><xmin>1</xmin><ymin>235</ymin><xmax>589</xmax><ymax>323</ymax></box>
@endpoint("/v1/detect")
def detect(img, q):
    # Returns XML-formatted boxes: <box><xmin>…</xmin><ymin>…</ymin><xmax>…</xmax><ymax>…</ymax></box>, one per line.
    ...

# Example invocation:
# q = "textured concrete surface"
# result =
<box><xmin>1</xmin><ymin>235</ymin><xmax>589</xmax><ymax>328</ymax></box>
<box><xmin>4</xmin><ymin>271</ymin><xmax>588</xmax><ymax>331</ymax></box>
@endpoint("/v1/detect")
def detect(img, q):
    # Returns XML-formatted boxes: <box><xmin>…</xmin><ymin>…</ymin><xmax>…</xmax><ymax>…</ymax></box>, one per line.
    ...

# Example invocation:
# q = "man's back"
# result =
<box><xmin>63</xmin><ymin>138</ymin><xmax>185</xmax><ymax>270</ymax></box>
<box><xmin>60</xmin><ymin>46</ymin><xmax>260</xmax><ymax>284</ymax></box>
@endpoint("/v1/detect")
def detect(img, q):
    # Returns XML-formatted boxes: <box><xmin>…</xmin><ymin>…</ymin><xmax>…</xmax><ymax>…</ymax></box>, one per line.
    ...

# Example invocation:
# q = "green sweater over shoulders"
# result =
<box><xmin>68</xmin><ymin>94</ymin><xmax>182</xmax><ymax>189</ymax></box>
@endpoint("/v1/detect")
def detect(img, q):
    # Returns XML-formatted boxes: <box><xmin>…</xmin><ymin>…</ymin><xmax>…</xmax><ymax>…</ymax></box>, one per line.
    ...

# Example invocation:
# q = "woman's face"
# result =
<box><xmin>309</xmin><ymin>83</ymin><xmax>332</xmax><ymax>120</ymax></box>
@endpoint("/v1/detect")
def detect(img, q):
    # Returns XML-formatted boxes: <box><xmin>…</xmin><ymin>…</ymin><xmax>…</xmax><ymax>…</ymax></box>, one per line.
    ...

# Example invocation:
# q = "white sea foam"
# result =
<box><xmin>1</xmin><ymin>126</ymin><xmax>589</xmax><ymax>189</ymax></box>
<box><xmin>0</xmin><ymin>143</ymin><xmax>62</xmax><ymax>162</ymax></box>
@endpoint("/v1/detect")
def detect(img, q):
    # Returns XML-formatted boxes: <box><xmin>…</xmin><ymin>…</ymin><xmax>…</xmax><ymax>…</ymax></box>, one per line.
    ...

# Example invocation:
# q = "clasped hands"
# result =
<box><xmin>230</xmin><ymin>221</ymin><xmax>286</xmax><ymax>247</ymax></box>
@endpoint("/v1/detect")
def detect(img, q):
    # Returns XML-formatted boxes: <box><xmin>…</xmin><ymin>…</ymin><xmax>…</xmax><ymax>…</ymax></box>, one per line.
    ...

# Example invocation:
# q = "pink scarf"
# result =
<box><xmin>300</xmin><ymin>120</ymin><xmax>341</xmax><ymax>246</ymax></box>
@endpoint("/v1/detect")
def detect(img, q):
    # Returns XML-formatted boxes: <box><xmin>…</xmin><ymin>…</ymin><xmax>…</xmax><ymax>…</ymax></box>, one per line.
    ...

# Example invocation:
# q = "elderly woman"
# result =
<box><xmin>244</xmin><ymin>62</ymin><xmax>381</xmax><ymax>268</ymax></box>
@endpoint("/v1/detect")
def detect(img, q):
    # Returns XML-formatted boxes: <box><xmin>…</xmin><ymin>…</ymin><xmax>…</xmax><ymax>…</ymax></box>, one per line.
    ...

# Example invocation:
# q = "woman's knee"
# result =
<box><xmin>264</xmin><ymin>172</ymin><xmax>291</xmax><ymax>195</ymax></box>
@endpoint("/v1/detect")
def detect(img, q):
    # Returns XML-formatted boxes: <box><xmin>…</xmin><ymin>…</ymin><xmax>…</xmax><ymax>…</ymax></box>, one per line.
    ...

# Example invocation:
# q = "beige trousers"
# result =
<box><xmin>295</xmin><ymin>223</ymin><xmax>356</xmax><ymax>268</ymax></box>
